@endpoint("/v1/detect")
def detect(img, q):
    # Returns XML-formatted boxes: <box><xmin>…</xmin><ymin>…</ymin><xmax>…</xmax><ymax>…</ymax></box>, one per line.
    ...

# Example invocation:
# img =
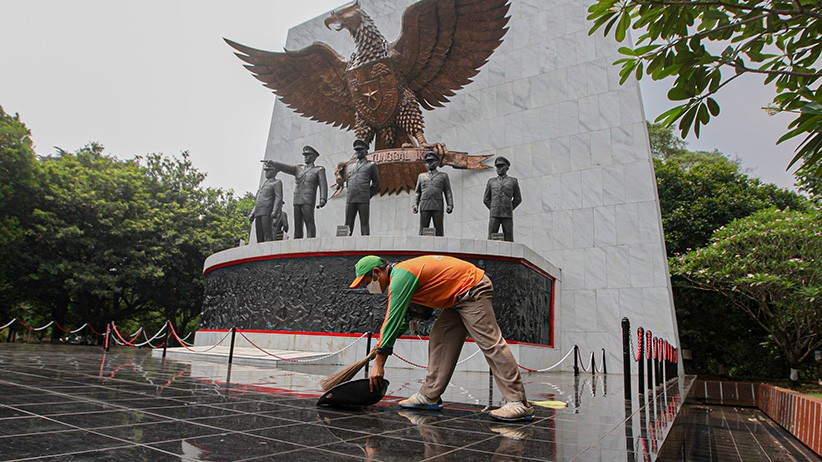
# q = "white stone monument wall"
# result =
<box><xmin>258</xmin><ymin>0</ymin><xmax>679</xmax><ymax>370</ymax></box>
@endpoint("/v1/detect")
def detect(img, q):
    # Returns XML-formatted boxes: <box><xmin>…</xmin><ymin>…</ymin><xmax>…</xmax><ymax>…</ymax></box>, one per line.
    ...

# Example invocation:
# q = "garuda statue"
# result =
<box><xmin>226</xmin><ymin>0</ymin><xmax>509</xmax><ymax>193</ymax></box>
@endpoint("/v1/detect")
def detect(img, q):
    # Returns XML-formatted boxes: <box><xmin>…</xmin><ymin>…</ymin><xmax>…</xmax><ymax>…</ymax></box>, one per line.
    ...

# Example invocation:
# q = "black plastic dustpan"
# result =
<box><xmin>317</xmin><ymin>378</ymin><xmax>389</xmax><ymax>407</ymax></box>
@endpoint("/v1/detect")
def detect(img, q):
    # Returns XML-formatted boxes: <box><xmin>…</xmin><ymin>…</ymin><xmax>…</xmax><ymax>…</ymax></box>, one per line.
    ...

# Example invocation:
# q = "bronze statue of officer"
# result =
<box><xmin>483</xmin><ymin>156</ymin><xmax>521</xmax><ymax>242</ymax></box>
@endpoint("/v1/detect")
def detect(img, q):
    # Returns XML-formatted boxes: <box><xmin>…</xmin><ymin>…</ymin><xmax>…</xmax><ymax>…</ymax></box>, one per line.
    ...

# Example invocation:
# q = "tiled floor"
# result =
<box><xmin>0</xmin><ymin>343</ymin><xmax>809</xmax><ymax>461</ymax></box>
<box><xmin>657</xmin><ymin>404</ymin><xmax>821</xmax><ymax>461</ymax></box>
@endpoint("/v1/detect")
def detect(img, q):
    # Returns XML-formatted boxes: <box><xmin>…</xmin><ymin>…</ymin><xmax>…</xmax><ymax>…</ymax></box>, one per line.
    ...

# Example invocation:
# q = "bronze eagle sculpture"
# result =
<box><xmin>224</xmin><ymin>0</ymin><xmax>510</xmax><ymax>152</ymax></box>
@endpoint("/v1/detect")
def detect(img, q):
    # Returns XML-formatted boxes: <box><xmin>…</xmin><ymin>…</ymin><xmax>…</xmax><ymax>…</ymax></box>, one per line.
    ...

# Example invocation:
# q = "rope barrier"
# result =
<box><xmin>237</xmin><ymin>331</ymin><xmax>368</xmax><ymax>363</ymax></box>
<box><xmin>53</xmin><ymin>321</ymin><xmax>70</xmax><ymax>333</ymax></box>
<box><xmin>394</xmin><ymin>353</ymin><xmax>428</xmax><ymax>369</ymax></box>
<box><xmin>518</xmin><ymin>347</ymin><xmax>575</xmax><ymax>373</ymax></box>
<box><xmin>69</xmin><ymin>323</ymin><xmax>88</xmax><ymax>334</ymax></box>
<box><xmin>18</xmin><ymin>320</ymin><xmax>54</xmax><ymax>331</ymax></box>
<box><xmin>133</xmin><ymin>324</ymin><xmax>168</xmax><ymax>348</ymax></box>
<box><xmin>110</xmin><ymin>322</ymin><xmax>136</xmax><ymax>347</ymax></box>
<box><xmin>88</xmin><ymin>324</ymin><xmax>104</xmax><ymax>336</ymax></box>
<box><xmin>168</xmin><ymin>322</ymin><xmax>231</xmax><ymax>353</ymax></box>
<box><xmin>0</xmin><ymin>319</ymin><xmax>16</xmax><ymax>331</ymax></box>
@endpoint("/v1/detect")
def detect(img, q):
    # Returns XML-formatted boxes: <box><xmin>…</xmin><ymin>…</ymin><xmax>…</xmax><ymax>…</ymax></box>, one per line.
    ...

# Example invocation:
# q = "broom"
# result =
<box><xmin>321</xmin><ymin>347</ymin><xmax>377</xmax><ymax>391</ymax></box>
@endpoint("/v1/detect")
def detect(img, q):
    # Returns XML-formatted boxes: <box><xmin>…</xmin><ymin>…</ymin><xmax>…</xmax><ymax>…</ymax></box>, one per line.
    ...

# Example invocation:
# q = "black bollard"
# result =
<box><xmin>364</xmin><ymin>332</ymin><xmax>372</xmax><ymax>377</ymax></box>
<box><xmin>646</xmin><ymin>331</ymin><xmax>653</xmax><ymax>391</ymax></box>
<box><xmin>602</xmin><ymin>348</ymin><xmax>607</xmax><ymax>375</ymax></box>
<box><xmin>590</xmin><ymin>352</ymin><xmax>596</xmax><ymax>376</ymax></box>
<box><xmin>228</xmin><ymin>327</ymin><xmax>237</xmax><ymax>365</ymax></box>
<box><xmin>573</xmin><ymin>345</ymin><xmax>580</xmax><ymax>376</ymax></box>
<box><xmin>621</xmin><ymin>318</ymin><xmax>631</xmax><ymax>401</ymax></box>
<box><xmin>162</xmin><ymin>321</ymin><xmax>170</xmax><ymax>358</ymax></box>
<box><xmin>7</xmin><ymin>323</ymin><xmax>14</xmax><ymax>343</ymax></box>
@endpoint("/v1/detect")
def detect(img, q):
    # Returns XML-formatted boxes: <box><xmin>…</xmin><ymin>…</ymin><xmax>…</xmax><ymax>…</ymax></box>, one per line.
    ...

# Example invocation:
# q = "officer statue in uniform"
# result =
<box><xmin>268</xmin><ymin>146</ymin><xmax>327</xmax><ymax>238</ymax></box>
<box><xmin>249</xmin><ymin>161</ymin><xmax>284</xmax><ymax>243</ymax></box>
<box><xmin>412</xmin><ymin>152</ymin><xmax>453</xmax><ymax>236</ymax></box>
<box><xmin>344</xmin><ymin>139</ymin><xmax>381</xmax><ymax>236</ymax></box>
<box><xmin>483</xmin><ymin>156</ymin><xmax>522</xmax><ymax>242</ymax></box>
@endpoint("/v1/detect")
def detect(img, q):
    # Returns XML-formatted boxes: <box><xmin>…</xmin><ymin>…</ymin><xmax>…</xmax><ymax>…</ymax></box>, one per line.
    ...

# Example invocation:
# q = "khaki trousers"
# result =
<box><xmin>419</xmin><ymin>275</ymin><xmax>527</xmax><ymax>402</ymax></box>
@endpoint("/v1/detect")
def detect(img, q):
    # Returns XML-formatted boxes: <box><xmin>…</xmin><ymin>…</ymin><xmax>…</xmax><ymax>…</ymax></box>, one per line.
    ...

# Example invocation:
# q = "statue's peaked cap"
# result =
<box><xmin>303</xmin><ymin>145</ymin><xmax>319</xmax><ymax>156</ymax></box>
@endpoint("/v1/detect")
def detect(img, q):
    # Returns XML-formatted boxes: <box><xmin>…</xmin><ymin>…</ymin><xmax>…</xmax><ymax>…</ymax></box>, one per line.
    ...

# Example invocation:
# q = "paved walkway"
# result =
<box><xmin>658</xmin><ymin>404</ymin><xmax>820</xmax><ymax>461</ymax></box>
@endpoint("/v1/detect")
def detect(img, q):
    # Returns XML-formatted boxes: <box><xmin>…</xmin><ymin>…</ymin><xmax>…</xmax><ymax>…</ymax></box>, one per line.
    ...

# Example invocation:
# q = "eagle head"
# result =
<box><xmin>324</xmin><ymin>0</ymin><xmax>364</xmax><ymax>33</ymax></box>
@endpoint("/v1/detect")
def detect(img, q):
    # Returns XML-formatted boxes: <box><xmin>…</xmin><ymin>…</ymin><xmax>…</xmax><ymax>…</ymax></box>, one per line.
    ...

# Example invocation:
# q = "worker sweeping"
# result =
<box><xmin>348</xmin><ymin>255</ymin><xmax>533</xmax><ymax>422</ymax></box>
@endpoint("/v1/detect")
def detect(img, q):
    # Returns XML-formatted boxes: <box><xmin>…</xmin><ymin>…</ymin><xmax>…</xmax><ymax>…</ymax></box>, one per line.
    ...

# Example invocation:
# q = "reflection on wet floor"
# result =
<box><xmin>0</xmin><ymin>343</ymin><xmax>693</xmax><ymax>461</ymax></box>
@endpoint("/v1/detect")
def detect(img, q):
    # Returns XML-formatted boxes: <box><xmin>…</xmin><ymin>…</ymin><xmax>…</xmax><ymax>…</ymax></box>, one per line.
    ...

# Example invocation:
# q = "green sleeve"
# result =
<box><xmin>377</xmin><ymin>267</ymin><xmax>419</xmax><ymax>354</ymax></box>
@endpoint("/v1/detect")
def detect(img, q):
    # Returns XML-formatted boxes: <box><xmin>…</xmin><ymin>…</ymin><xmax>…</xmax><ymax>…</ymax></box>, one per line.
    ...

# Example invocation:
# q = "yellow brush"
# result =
<box><xmin>531</xmin><ymin>400</ymin><xmax>568</xmax><ymax>409</ymax></box>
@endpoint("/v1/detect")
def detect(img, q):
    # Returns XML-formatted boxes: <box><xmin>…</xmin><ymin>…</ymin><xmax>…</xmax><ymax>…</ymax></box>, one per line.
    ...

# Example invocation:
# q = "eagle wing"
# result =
<box><xmin>390</xmin><ymin>0</ymin><xmax>510</xmax><ymax>110</ymax></box>
<box><xmin>225</xmin><ymin>39</ymin><xmax>356</xmax><ymax>130</ymax></box>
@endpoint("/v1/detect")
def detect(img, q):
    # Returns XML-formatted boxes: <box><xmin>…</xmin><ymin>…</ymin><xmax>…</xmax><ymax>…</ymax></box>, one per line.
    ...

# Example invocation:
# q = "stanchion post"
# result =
<box><xmin>590</xmin><ymin>352</ymin><xmax>596</xmax><ymax>376</ymax></box>
<box><xmin>7</xmin><ymin>323</ymin><xmax>14</xmax><ymax>343</ymax></box>
<box><xmin>364</xmin><ymin>332</ymin><xmax>372</xmax><ymax>377</ymax></box>
<box><xmin>573</xmin><ymin>345</ymin><xmax>579</xmax><ymax>376</ymax></box>
<box><xmin>622</xmin><ymin>318</ymin><xmax>631</xmax><ymax>401</ymax></box>
<box><xmin>162</xmin><ymin>321</ymin><xmax>170</xmax><ymax>358</ymax></box>
<box><xmin>646</xmin><ymin>331</ymin><xmax>653</xmax><ymax>391</ymax></box>
<box><xmin>602</xmin><ymin>348</ymin><xmax>607</xmax><ymax>375</ymax></box>
<box><xmin>104</xmin><ymin>323</ymin><xmax>111</xmax><ymax>351</ymax></box>
<box><xmin>228</xmin><ymin>327</ymin><xmax>237</xmax><ymax>365</ymax></box>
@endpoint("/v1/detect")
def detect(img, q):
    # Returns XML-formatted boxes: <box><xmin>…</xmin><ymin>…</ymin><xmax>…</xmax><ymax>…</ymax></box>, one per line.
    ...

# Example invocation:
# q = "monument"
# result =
<box><xmin>205</xmin><ymin>0</ymin><xmax>680</xmax><ymax>374</ymax></box>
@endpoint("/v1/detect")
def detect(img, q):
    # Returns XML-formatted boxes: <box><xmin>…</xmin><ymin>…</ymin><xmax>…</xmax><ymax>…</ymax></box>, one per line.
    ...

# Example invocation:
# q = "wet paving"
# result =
<box><xmin>1</xmin><ymin>343</ymin><xmax>689</xmax><ymax>461</ymax></box>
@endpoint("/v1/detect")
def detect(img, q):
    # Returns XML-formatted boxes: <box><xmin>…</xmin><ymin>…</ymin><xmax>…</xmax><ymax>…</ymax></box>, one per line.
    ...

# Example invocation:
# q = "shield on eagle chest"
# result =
<box><xmin>347</xmin><ymin>59</ymin><xmax>399</xmax><ymax>128</ymax></box>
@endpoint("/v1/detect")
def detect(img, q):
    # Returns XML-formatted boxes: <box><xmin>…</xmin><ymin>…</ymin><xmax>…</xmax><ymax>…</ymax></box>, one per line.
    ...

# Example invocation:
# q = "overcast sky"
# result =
<box><xmin>1</xmin><ymin>1</ymin><xmax>800</xmax><ymax>196</ymax></box>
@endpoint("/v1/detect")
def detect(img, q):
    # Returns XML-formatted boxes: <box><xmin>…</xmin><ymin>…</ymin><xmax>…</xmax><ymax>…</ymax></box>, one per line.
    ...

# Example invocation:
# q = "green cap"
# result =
<box><xmin>350</xmin><ymin>255</ymin><xmax>383</xmax><ymax>288</ymax></box>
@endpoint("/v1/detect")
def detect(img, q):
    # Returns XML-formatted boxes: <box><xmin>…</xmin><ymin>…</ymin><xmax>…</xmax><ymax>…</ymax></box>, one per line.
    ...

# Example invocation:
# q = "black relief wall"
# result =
<box><xmin>202</xmin><ymin>254</ymin><xmax>552</xmax><ymax>345</ymax></box>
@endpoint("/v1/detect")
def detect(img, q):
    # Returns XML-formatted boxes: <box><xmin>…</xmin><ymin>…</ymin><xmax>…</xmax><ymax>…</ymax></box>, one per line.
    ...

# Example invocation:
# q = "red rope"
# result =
<box><xmin>518</xmin><ymin>363</ymin><xmax>538</xmax><ymax>373</ymax></box>
<box><xmin>167</xmin><ymin>322</ymin><xmax>196</xmax><ymax>351</ymax></box>
<box><xmin>110</xmin><ymin>323</ymin><xmax>136</xmax><ymax>346</ymax></box>
<box><xmin>54</xmin><ymin>321</ymin><xmax>70</xmax><ymax>333</ymax></box>
<box><xmin>635</xmin><ymin>327</ymin><xmax>644</xmax><ymax>362</ymax></box>
<box><xmin>127</xmin><ymin>327</ymin><xmax>143</xmax><ymax>344</ymax></box>
<box><xmin>88</xmin><ymin>324</ymin><xmax>104</xmax><ymax>336</ymax></box>
<box><xmin>393</xmin><ymin>353</ymin><xmax>428</xmax><ymax>369</ymax></box>
<box><xmin>18</xmin><ymin>320</ymin><xmax>34</xmax><ymax>331</ymax></box>
<box><xmin>237</xmin><ymin>331</ymin><xmax>299</xmax><ymax>362</ymax></box>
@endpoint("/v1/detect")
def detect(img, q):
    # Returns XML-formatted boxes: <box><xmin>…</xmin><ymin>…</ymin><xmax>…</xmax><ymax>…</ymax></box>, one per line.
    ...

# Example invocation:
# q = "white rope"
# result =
<box><xmin>31</xmin><ymin>321</ymin><xmax>54</xmax><ymax>331</ymax></box>
<box><xmin>128</xmin><ymin>326</ymin><xmax>143</xmax><ymax>338</ymax></box>
<box><xmin>456</xmin><ymin>347</ymin><xmax>482</xmax><ymax>365</ymax></box>
<box><xmin>576</xmin><ymin>349</ymin><xmax>590</xmax><ymax>372</ymax></box>
<box><xmin>595</xmin><ymin>350</ymin><xmax>606</xmax><ymax>373</ymax></box>
<box><xmin>531</xmin><ymin>348</ymin><xmax>575</xmax><ymax>372</ymax></box>
<box><xmin>0</xmin><ymin>319</ymin><xmax>16</xmax><ymax>330</ymax></box>
<box><xmin>187</xmin><ymin>330</ymin><xmax>233</xmax><ymax>353</ymax></box>
<box><xmin>180</xmin><ymin>331</ymin><xmax>193</xmax><ymax>341</ymax></box>
<box><xmin>111</xmin><ymin>336</ymin><xmax>125</xmax><ymax>346</ymax></box>
<box><xmin>69</xmin><ymin>323</ymin><xmax>88</xmax><ymax>334</ymax></box>
<box><xmin>133</xmin><ymin>324</ymin><xmax>168</xmax><ymax>348</ymax></box>
<box><xmin>271</xmin><ymin>332</ymin><xmax>368</xmax><ymax>363</ymax></box>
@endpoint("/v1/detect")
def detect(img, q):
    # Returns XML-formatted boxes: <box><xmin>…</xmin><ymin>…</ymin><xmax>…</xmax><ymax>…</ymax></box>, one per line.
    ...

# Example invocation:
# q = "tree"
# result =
<box><xmin>652</xmin><ymin>131</ymin><xmax>806</xmax><ymax>256</ymax></box>
<box><xmin>671</xmin><ymin>208</ymin><xmax>822</xmax><ymax>379</ymax></box>
<box><xmin>588</xmin><ymin>0</ymin><xmax>822</xmax><ymax>175</ymax></box>
<box><xmin>0</xmin><ymin>106</ymin><xmax>39</xmax><ymax>314</ymax></box>
<box><xmin>650</xmin><ymin>122</ymin><xmax>810</xmax><ymax>377</ymax></box>
<box><xmin>133</xmin><ymin>152</ymin><xmax>251</xmax><ymax>334</ymax></box>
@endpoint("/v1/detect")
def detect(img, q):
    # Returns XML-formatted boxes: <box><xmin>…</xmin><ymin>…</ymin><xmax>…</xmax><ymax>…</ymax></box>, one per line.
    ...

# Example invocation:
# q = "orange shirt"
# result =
<box><xmin>376</xmin><ymin>255</ymin><xmax>484</xmax><ymax>353</ymax></box>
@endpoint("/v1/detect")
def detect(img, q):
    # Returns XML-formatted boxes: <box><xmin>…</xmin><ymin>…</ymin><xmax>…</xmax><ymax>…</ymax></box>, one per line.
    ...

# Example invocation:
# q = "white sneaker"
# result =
<box><xmin>399</xmin><ymin>392</ymin><xmax>443</xmax><ymax>410</ymax></box>
<box><xmin>489</xmin><ymin>401</ymin><xmax>534</xmax><ymax>422</ymax></box>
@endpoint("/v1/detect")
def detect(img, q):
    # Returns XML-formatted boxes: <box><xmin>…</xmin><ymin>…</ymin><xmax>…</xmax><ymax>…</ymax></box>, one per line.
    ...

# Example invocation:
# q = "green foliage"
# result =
<box><xmin>0</xmin><ymin>109</ymin><xmax>251</xmax><ymax>337</ymax></box>
<box><xmin>671</xmin><ymin>208</ymin><xmax>822</xmax><ymax>367</ymax></box>
<box><xmin>589</xmin><ymin>0</ymin><xmax>822</xmax><ymax>175</ymax></box>
<box><xmin>652</xmin><ymin>125</ymin><xmax>807</xmax><ymax>256</ymax></box>
<box><xmin>650</xmin><ymin>123</ymin><xmax>810</xmax><ymax>377</ymax></box>
<box><xmin>0</xmin><ymin>106</ymin><xmax>39</xmax><ymax>314</ymax></box>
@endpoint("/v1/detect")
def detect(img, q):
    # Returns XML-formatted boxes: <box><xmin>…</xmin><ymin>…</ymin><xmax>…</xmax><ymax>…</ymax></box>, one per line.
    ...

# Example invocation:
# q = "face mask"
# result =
<box><xmin>366</xmin><ymin>277</ymin><xmax>383</xmax><ymax>294</ymax></box>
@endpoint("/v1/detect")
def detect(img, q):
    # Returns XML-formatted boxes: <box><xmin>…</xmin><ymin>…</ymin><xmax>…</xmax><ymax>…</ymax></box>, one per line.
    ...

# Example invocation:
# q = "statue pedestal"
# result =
<box><xmin>198</xmin><ymin>236</ymin><xmax>562</xmax><ymax>372</ymax></box>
